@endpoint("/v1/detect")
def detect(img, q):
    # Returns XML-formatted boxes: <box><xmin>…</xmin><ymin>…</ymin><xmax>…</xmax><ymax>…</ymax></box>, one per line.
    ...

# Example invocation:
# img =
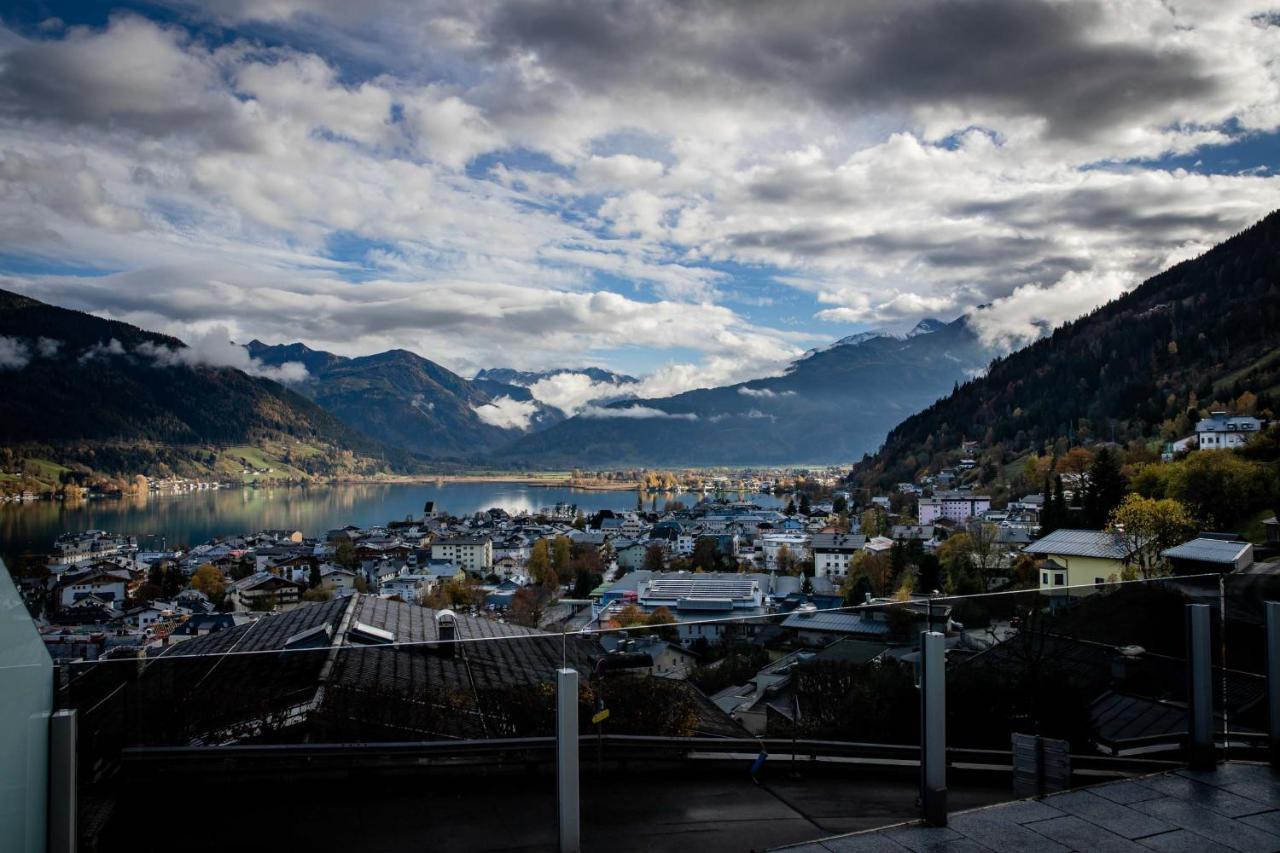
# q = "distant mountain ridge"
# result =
<box><xmin>493</xmin><ymin>315</ymin><xmax>994</xmax><ymax>466</ymax></box>
<box><xmin>247</xmin><ymin>341</ymin><xmax>561</xmax><ymax>458</ymax></box>
<box><xmin>0</xmin><ymin>289</ymin><xmax>413</xmax><ymax>478</ymax></box>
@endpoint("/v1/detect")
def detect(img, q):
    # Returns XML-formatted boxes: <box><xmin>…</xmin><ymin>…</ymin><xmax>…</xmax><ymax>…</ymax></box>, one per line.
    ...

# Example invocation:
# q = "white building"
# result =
<box><xmin>1196</xmin><ymin>412</ymin><xmax>1265</xmax><ymax>450</ymax></box>
<box><xmin>918</xmin><ymin>492</ymin><xmax>991</xmax><ymax>525</ymax></box>
<box><xmin>430</xmin><ymin>536</ymin><xmax>493</xmax><ymax>573</ymax></box>
<box><xmin>757</xmin><ymin>533</ymin><xmax>811</xmax><ymax>571</ymax></box>
<box><xmin>809</xmin><ymin>533</ymin><xmax>867</xmax><ymax>579</ymax></box>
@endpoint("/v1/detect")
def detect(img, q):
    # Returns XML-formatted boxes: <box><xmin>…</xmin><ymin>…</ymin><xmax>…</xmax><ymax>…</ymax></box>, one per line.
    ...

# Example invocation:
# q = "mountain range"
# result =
<box><xmin>493</xmin><ymin>317</ymin><xmax>992</xmax><ymax>466</ymax></box>
<box><xmin>0</xmin><ymin>289</ymin><xmax>414</xmax><ymax>481</ymax></box>
<box><xmin>7</xmin><ymin>209</ymin><xmax>1273</xmax><ymax>479</ymax></box>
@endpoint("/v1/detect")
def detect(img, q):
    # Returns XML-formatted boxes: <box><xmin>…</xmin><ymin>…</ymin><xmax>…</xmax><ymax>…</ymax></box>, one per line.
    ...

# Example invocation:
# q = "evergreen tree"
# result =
<box><xmin>798</xmin><ymin>493</ymin><xmax>812</xmax><ymax>516</ymax></box>
<box><xmin>308</xmin><ymin>562</ymin><xmax>322</xmax><ymax>589</ymax></box>
<box><xmin>1083</xmin><ymin>446</ymin><xmax>1127</xmax><ymax>528</ymax></box>
<box><xmin>1053</xmin><ymin>475</ymin><xmax>1068</xmax><ymax>528</ymax></box>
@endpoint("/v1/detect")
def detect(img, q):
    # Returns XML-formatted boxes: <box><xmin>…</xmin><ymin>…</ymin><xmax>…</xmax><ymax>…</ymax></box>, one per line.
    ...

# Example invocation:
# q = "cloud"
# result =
<box><xmin>0</xmin><ymin>336</ymin><xmax>30</xmax><ymax>369</ymax></box>
<box><xmin>136</xmin><ymin>327</ymin><xmax>310</xmax><ymax>382</ymax></box>
<box><xmin>473</xmin><ymin>395</ymin><xmax>538</xmax><ymax>429</ymax></box>
<box><xmin>78</xmin><ymin>338</ymin><xmax>125</xmax><ymax>363</ymax></box>
<box><xmin>526</xmin><ymin>371</ymin><xmax>632</xmax><ymax>414</ymax></box>
<box><xmin>738</xmin><ymin>386</ymin><xmax>795</xmax><ymax>398</ymax></box>
<box><xmin>0</xmin><ymin>6</ymin><xmax>1277</xmax><ymax>388</ymax></box>
<box><xmin>35</xmin><ymin>337</ymin><xmax>62</xmax><ymax>357</ymax></box>
<box><xmin>579</xmin><ymin>404</ymin><xmax>698</xmax><ymax>420</ymax></box>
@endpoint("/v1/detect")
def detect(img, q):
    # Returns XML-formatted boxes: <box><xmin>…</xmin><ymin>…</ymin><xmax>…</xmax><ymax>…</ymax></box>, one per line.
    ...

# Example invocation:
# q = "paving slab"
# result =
<box><xmin>1042</xmin><ymin>789</ymin><xmax>1175</xmax><ymax>839</ymax></box>
<box><xmin>1131</xmin><ymin>796</ymin><xmax>1280</xmax><ymax>852</ymax></box>
<box><xmin>1023</xmin><ymin>814</ymin><xmax>1149</xmax><ymax>853</ymax></box>
<box><xmin>1137</xmin><ymin>773</ymin><xmax>1270</xmax><ymax>818</ymax></box>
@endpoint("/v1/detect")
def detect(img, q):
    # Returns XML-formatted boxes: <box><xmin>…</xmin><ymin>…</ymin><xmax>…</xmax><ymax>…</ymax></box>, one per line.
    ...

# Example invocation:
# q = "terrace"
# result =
<box><xmin>7</xmin><ymin>564</ymin><xmax>1280</xmax><ymax>852</ymax></box>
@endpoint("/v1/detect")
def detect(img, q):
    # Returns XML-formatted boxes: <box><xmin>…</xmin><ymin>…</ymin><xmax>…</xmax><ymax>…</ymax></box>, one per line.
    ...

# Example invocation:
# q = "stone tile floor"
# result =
<box><xmin>774</xmin><ymin>762</ymin><xmax>1280</xmax><ymax>853</ymax></box>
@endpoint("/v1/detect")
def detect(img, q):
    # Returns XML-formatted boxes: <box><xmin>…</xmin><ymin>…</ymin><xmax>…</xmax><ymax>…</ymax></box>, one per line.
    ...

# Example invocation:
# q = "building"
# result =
<box><xmin>758</xmin><ymin>532</ymin><xmax>810</xmax><ymax>570</ymax></box>
<box><xmin>1161</xmin><ymin>537</ymin><xmax>1253</xmax><ymax>574</ymax></box>
<box><xmin>810</xmin><ymin>533</ymin><xmax>867</xmax><ymax>579</ymax></box>
<box><xmin>1195</xmin><ymin>411</ymin><xmax>1265</xmax><ymax>450</ymax></box>
<box><xmin>1023</xmin><ymin>529</ymin><xmax>1141</xmax><ymax>591</ymax></box>
<box><xmin>228</xmin><ymin>571</ymin><xmax>303</xmax><ymax>612</ymax></box>
<box><xmin>430</xmin><ymin>536</ymin><xmax>493</xmax><ymax>573</ymax></box>
<box><xmin>918</xmin><ymin>492</ymin><xmax>992</xmax><ymax>525</ymax></box>
<box><xmin>57</xmin><ymin>565</ymin><xmax>129</xmax><ymax>609</ymax></box>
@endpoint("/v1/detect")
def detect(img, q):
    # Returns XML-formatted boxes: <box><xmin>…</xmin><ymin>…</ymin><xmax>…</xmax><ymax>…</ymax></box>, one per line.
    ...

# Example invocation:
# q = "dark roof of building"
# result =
<box><xmin>131</xmin><ymin>595</ymin><xmax>741</xmax><ymax>743</ymax></box>
<box><xmin>1161</xmin><ymin>537</ymin><xmax>1251</xmax><ymax>564</ymax></box>
<box><xmin>1024</xmin><ymin>529</ymin><xmax>1137</xmax><ymax>560</ymax></box>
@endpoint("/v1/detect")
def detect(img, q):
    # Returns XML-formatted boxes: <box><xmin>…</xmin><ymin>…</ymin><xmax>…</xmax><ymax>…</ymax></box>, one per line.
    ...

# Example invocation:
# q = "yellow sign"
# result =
<box><xmin>591</xmin><ymin>709</ymin><xmax>610</xmax><ymax>724</ymax></box>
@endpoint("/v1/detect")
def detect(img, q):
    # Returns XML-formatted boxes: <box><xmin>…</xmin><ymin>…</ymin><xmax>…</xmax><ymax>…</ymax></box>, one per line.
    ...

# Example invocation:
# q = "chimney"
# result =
<box><xmin>436</xmin><ymin>609</ymin><xmax>457</xmax><ymax>658</ymax></box>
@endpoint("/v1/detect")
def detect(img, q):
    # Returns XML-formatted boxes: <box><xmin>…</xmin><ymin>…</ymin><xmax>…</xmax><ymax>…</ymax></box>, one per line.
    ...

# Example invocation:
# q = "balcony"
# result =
<box><xmin>7</xmin><ymin>564</ymin><xmax>1280</xmax><ymax>852</ymax></box>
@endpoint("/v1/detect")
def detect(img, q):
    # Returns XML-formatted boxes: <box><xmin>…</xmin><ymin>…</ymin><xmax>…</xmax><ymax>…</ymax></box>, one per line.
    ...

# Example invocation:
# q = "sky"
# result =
<box><xmin>0</xmin><ymin>0</ymin><xmax>1278</xmax><ymax>402</ymax></box>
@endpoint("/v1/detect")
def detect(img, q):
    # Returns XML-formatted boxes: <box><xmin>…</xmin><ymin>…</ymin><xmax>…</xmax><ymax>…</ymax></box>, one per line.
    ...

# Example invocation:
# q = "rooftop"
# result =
<box><xmin>1161</xmin><ymin>537</ymin><xmax>1252</xmax><ymax>565</ymax></box>
<box><xmin>1025</xmin><ymin>528</ymin><xmax>1138</xmax><ymax>560</ymax></box>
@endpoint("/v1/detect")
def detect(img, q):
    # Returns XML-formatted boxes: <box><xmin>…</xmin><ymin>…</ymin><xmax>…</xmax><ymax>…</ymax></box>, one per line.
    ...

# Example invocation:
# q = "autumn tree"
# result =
<box><xmin>552</xmin><ymin>536</ymin><xmax>572</xmax><ymax>578</ymax></box>
<box><xmin>642</xmin><ymin>543</ymin><xmax>665</xmax><ymax>572</ymax></box>
<box><xmin>190</xmin><ymin>564</ymin><xmax>226</xmax><ymax>601</ymax></box>
<box><xmin>510</xmin><ymin>586</ymin><xmax>551</xmax><ymax>628</ymax></box>
<box><xmin>1108</xmin><ymin>494</ymin><xmax>1195</xmax><ymax>579</ymax></box>
<box><xmin>527</xmin><ymin>539</ymin><xmax>553</xmax><ymax>584</ymax></box>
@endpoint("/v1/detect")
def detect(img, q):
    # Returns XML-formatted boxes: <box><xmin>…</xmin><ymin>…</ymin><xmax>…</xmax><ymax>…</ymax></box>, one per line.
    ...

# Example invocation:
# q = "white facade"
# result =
<box><xmin>810</xmin><ymin>533</ymin><xmax>867</xmax><ymax>579</ymax></box>
<box><xmin>758</xmin><ymin>533</ymin><xmax>811</xmax><ymax>570</ymax></box>
<box><xmin>1196</xmin><ymin>412</ymin><xmax>1264</xmax><ymax>450</ymax></box>
<box><xmin>430</xmin><ymin>537</ymin><xmax>493</xmax><ymax>572</ymax></box>
<box><xmin>918</xmin><ymin>492</ymin><xmax>991</xmax><ymax>524</ymax></box>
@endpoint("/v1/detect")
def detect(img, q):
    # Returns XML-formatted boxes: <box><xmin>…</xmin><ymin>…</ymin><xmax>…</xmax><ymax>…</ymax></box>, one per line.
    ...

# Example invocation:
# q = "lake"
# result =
<box><xmin>0</xmin><ymin>482</ymin><xmax>785</xmax><ymax>556</ymax></box>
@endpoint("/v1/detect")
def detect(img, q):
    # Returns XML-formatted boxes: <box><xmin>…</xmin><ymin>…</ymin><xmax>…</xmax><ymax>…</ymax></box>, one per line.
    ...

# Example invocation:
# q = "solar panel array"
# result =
<box><xmin>644</xmin><ymin>577</ymin><xmax>757</xmax><ymax>600</ymax></box>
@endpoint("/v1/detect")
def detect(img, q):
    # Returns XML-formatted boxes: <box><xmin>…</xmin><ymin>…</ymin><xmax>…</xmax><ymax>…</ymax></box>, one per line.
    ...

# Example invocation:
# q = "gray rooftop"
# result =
<box><xmin>1161</xmin><ymin>537</ymin><xmax>1252</xmax><ymax>564</ymax></box>
<box><xmin>1024</xmin><ymin>528</ymin><xmax>1137</xmax><ymax>560</ymax></box>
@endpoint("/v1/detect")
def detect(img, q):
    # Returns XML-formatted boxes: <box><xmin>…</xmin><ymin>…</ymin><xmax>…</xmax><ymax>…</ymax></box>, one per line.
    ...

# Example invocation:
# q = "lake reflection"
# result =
<box><xmin>0</xmin><ymin>482</ymin><xmax>783</xmax><ymax>556</ymax></box>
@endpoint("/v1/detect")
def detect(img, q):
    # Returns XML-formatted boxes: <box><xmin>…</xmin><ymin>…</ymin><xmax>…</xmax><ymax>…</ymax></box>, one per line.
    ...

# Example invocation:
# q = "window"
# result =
<box><xmin>1053</xmin><ymin>573</ymin><xmax>1065</xmax><ymax>586</ymax></box>
<box><xmin>1041</xmin><ymin>571</ymin><xmax>1049</xmax><ymax>585</ymax></box>
<box><xmin>1095</xmin><ymin>577</ymin><xmax>1105</xmax><ymax>586</ymax></box>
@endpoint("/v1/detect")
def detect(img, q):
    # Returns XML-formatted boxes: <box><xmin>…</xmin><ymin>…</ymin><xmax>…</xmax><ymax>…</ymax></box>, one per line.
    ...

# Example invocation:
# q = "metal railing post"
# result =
<box><xmin>920</xmin><ymin>631</ymin><xmax>947</xmax><ymax>826</ymax></box>
<box><xmin>1186</xmin><ymin>604</ymin><xmax>1215</xmax><ymax>771</ymax></box>
<box><xmin>49</xmin><ymin>708</ymin><xmax>77</xmax><ymax>853</ymax></box>
<box><xmin>557</xmin><ymin>668</ymin><xmax>580</xmax><ymax>853</ymax></box>
<box><xmin>1267</xmin><ymin>601</ymin><xmax>1280</xmax><ymax>768</ymax></box>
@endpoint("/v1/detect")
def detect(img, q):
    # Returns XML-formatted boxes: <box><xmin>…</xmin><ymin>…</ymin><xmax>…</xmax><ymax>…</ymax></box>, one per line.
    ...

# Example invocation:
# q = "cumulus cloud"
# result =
<box><xmin>473</xmin><ymin>396</ymin><xmax>538</xmax><ymax>430</ymax></box>
<box><xmin>526</xmin><ymin>372</ymin><xmax>632</xmax><ymax>414</ymax></box>
<box><xmin>136</xmin><ymin>327</ymin><xmax>309</xmax><ymax>383</ymax></box>
<box><xmin>0</xmin><ymin>336</ymin><xmax>31</xmax><ymax>369</ymax></box>
<box><xmin>738</xmin><ymin>386</ymin><xmax>796</xmax><ymax>398</ymax></box>
<box><xmin>579</xmin><ymin>404</ymin><xmax>698</xmax><ymax>420</ymax></box>
<box><xmin>0</xmin><ymin>5</ymin><xmax>1277</xmax><ymax>384</ymax></box>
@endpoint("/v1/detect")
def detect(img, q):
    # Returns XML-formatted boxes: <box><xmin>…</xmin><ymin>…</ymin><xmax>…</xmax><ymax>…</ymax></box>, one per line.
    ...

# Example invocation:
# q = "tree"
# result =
<box><xmin>775</xmin><ymin>543</ymin><xmax>800</xmax><ymax>575</ymax></box>
<box><xmin>510</xmin><ymin>586</ymin><xmax>550</xmax><ymax>628</ymax></box>
<box><xmin>798</xmin><ymin>493</ymin><xmax>813</xmax><ymax>516</ymax></box>
<box><xmin>552</xmin><ymin>536</ymin><xmax>572</xmax><ymax>578</ymax></box>
<box><xmin>784</xmin><ymin>498</ymin><xmax>796</xmax><ymax>516</ymax></box>
<box><xmin>859</xmin><ymin>508</ymin><xmax>885</xmax><ymax>537</ymax></box>
<box><xmin>190</xmin><ymin>564</ymin><xmax>225</xmax><ymax>601</ymax></box>
<box><xmin>643</xmin><ymin>543</ymin><xmax>666</xmax><ymax>572</ymax></box>
<box><xmin>1082</xmin><ymin>447</ymin><xmax>1127</xmax><ymax>527</ymax></box>
<box><xmin>527</xmin><ymin>539</ymin><xmax>553</xmax><ymax>584</ymax></box>
<box><xmin>832</xmin><ymin>494</ymin><xmax>849</xmax><ymax>515</ymax></box>
<box><xmin>308</xmin><ymin>562</ymin><xmax>322</xmax><ymax>589</ymax></box>
<box><xmin>333</xmin><ymin>539</ymin><xmax>359</xmax><ymax>570</ymax></box>
<box><xmin>1108</xmin><ymin>494</ymin><xmax>1196</xmax><ymax>579</ymax></box>
<box><xmin>1039</xmin><ymin>476</ymin><xmax>1060</xmax><ymax>536</ymax></box>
